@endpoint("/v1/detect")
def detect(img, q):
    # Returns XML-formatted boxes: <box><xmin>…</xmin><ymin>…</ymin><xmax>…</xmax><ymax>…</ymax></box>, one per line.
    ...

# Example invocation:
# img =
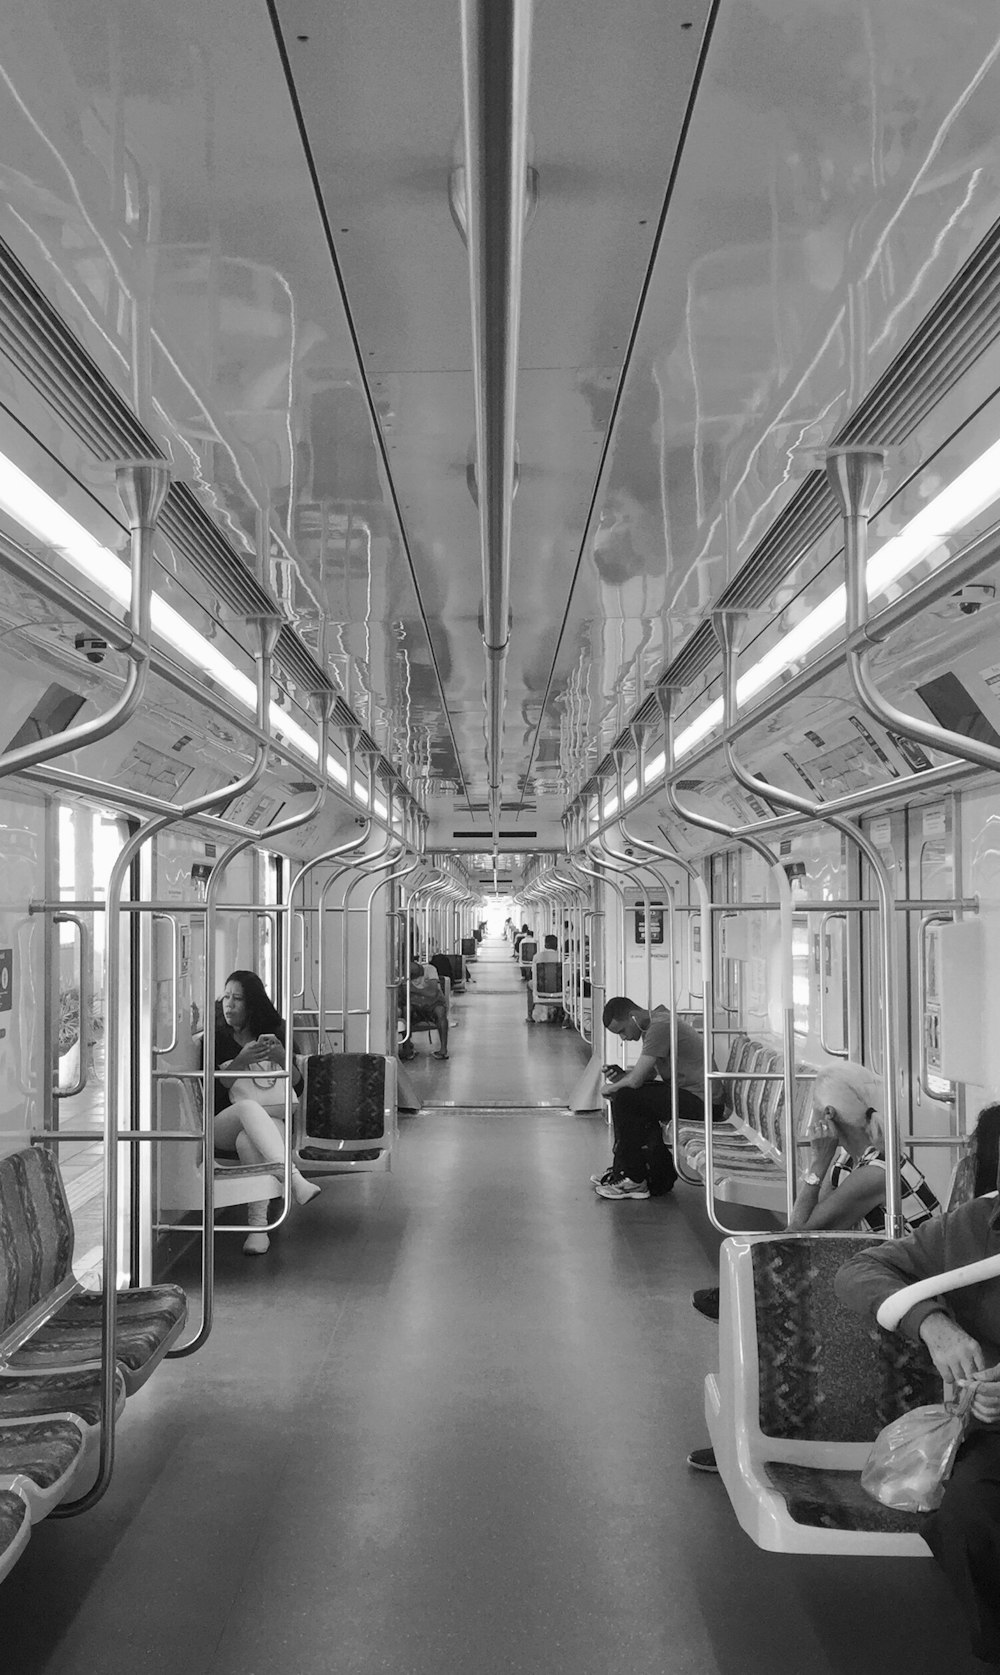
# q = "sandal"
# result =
<box><xmin>432</xmin><ymin>1050</ymin><xmax>450</xmax><ymax>1061</ymax></box>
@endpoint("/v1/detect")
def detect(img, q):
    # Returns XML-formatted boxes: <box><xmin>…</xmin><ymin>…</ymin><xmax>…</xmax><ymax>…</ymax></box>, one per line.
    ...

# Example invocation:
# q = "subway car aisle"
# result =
<box><xmin>402</xmin><ymin>936</ymin><xmax>591</xmax><ymax>1107</ymax></box>
<box><xmin>3</xmin><ymin>1088</ymin><xmax>975</xmax><ymax>1672</ymax></box>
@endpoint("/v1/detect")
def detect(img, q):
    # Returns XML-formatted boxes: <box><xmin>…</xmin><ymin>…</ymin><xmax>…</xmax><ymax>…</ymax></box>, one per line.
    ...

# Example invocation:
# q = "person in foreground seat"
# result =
<box><xmin>835</xmin><ymin>1175</ymin><xmax>1000</xmax><ymax>1667</ymax></box>
<box><xmin>687</xmin><ymin>1061</ymin><xmax>940</xmax><ymax>1472</ymax></box>
<box><xmin>592</xmin><ymin>996</ymin><xmax>723</xmax><ymax>1200</ymax></box>
<box><xmin>208</xmin><ymin>970</ymin><xmax>319</xmax><ymax>1256</ymax></box>
<box><xmin>398</xmin><ymin>961</ymin><xmax>449</xmax><ymax>1061</ymax></box>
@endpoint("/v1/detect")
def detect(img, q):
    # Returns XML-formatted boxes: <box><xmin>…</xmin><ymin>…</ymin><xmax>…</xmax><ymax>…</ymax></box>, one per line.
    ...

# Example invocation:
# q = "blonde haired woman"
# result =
<box><xmin>791</xmin><ymin>1060</ymin><xmax>939</xmax><ymax>1233</ymax></box>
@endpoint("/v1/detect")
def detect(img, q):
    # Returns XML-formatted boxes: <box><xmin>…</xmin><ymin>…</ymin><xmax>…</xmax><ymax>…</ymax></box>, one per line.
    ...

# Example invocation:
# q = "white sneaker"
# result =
<box><xmin>590</xmin><ymin>1166</ymin><xmax>622</xmax><ymax>1188</ymax></box>
<box><xmin>243</xmin><ymin>1231</ymin><xmax>270</xmax><ymax>1255</ymax></box>
<box><xmin>595</xmin><ymin>1176</ymin><xmax>650</xmax><ymax>1200</ymax></box>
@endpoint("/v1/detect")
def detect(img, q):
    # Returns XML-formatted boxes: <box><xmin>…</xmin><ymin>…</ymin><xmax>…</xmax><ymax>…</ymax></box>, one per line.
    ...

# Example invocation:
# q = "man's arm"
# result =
<box><xmin>602</xmin><ymin>1052</ymin><xmax>658</xmax><ymax>1097</ymax></box>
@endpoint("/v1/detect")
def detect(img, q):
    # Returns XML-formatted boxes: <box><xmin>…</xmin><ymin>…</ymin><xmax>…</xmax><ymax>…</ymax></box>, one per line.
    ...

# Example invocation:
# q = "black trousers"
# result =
<box><xmin>608</xmin><ymin>1084</ymin><xmax>723</xmax><ymax>1194</ymax></box>
<box><xmin>922</xmin><ymin>1430</ymin><xmax>1000</xmax><ymax>1665</ymax></box>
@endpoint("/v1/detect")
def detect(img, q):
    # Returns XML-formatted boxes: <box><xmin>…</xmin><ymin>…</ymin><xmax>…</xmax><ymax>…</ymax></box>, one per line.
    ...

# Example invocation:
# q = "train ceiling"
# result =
<box><xmin>2</xmin><ymin>2</ymin><xmax>1000</xmax><ymax>858</ymax></box>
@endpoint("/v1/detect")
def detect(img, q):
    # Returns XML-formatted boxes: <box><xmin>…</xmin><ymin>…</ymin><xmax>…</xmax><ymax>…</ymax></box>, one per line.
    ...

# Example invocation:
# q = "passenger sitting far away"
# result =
<box><xmin>687</xmin><ymin>1059</ymin><xmax>941</xmax><ymax>1473</ymax></box>
<box><xmin>592</xmin><ymin>996</ymin><xmax>723</xmax><ymax>1201</ymax></box>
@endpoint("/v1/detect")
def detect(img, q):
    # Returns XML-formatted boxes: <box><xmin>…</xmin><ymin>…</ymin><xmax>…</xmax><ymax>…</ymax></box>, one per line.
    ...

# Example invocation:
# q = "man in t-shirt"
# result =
<box><xmin>593</xmin><ymin>995</ymin><xmax>722</xmax><ymax>1200</ymax></box>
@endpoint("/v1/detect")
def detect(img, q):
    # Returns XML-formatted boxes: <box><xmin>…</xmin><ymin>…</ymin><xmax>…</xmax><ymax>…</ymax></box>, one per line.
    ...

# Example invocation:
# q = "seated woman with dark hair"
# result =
<box><xmin>207</xmin><ymin>970</ymin><xmax>319</xmax><ymax>1254</ymax></box>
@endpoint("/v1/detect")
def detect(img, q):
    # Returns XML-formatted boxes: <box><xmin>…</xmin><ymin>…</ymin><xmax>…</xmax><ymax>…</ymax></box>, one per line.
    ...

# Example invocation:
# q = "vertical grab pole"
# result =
<box><xmin>51</xmin><ymin>459</ymin><xmax>170</xmax><ymax>1516</ymax></box>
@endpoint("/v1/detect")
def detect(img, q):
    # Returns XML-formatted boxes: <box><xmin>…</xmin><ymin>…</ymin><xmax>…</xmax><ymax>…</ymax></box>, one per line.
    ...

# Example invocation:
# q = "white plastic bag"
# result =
<box><xmin>861</xmin><ymin>1391</ymin><xmax>973</xmax><ymax>1514</ymax></box>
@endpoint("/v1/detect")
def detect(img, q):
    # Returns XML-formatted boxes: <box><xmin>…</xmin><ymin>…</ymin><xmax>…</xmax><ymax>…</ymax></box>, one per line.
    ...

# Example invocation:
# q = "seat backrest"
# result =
<box><xmin>301</xmin><ymin>1053</ymin><xmax>387</xmax><ymax>1142</ymax></box>
<box><xmin>519</xmin><ymin>940</ymin><xmax>537</xmax><ymax>968</ymax></box>
<box><xmin>751</xmin><ymin>1235</ymin><xmax>940</xmax><ymax>1441</ymax></box>
<box><xmin>0</xmin><ymin>1147</ymin><xmax>74</xmax><ymax>1332</ymax></box>
<box><xmin>461</xmin><ymin>936</ymin><xmax>476</xmax><ymax>957</ymax></box>
<box><xmin>535</xmin><ymin>961</ymin><xmax>563</xmax><ymax>997</ymax></box>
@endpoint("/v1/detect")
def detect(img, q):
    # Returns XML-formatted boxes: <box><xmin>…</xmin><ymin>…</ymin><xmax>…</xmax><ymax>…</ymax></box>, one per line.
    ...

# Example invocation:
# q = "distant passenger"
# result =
<box><xmin>398</xmin><ymin>961</ymin><xmax>449</xmax><ymax>1061</ymax></box>
<box><xmin>835</xmin><ymin>1155</ymin><xmax>1000</xmax><ymax>1667</ymax></box>
<box><xmin>592</xmin><ymin>996</ymin><xmax>723</xmax><ymax>1199</ymax></box>
<box><xmin>526</xmin><ymin>934</ymin><xmax>561</xmax><ymax>1023</ymax></box>
<box><xmin>513</xmin><ymin>923</ymin><xmax>532</xmax><ymax>958</ymax></box>
<box><xmin>207</xmin><ymin>970</ymin><xmax>319</xmax><ymax>1256</ymax></box>
<box><xmin>687</xmin><ymin>1061</ymin><xmax>940</xmax><ymax>1473</ymax></box>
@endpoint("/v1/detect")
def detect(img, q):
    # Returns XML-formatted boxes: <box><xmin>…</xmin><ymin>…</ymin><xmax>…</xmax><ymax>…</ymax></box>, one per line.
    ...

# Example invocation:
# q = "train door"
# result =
<box><xmin>711</xmin><ymin>851</ymin><xmax>741</xmax><ymax>1036</ymax></box>
<box><xmin>906</xmin><ymin>802</ymin><xmax>959</xmax><ymax>1200</ymax></box>
<box><xmin>51</xmin><ymin>799</ymin><xmax>131</xmax><ymax>1275</ymax></box>
<box><xmin>859</xmin><ymin>808</ymin><xmax>908</xmax><ymax>1099</ymax></box>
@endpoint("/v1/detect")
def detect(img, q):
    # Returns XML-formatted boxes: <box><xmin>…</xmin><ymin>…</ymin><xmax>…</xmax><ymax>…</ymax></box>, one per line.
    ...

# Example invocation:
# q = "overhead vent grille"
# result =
<box><xmin>0</xmin><ymin>231</ymin><xmax>388</xmax><ymax>761</ymax></box>
<box><xmin>452</xmin><ymin>830</ymin><xmax>537</xmax><ymax>839</ymax></box>
<box><xmin>158</xmin><ymin>486</ymin><xmax>275</xmax><ymax>618</ymax></box>
<box><xmin>604</xmin><ymin>206</ymin><xmax>1000</xmax><ymax>769</ymax></box>
<box><xmin>274</xmin><ymin>626</ymin><xmax>336</xmax><ymax>698</ymax></box>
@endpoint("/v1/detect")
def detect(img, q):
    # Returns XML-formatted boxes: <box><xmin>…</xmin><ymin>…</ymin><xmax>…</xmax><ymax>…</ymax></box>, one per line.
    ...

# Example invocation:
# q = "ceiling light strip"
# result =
<box><xmin>0</xmin><ymin>229</ymin><xmax>387</xmax><ymax>782</ymax></box>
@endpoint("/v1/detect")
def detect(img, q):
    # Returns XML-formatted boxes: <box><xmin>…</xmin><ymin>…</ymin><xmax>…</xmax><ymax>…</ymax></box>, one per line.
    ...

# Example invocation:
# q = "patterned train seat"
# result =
<box><xmin>707</xmin><ymin>1231</ymin><xmax>939</xmax><ymax>1555</ymax></box>
<box><xmin>294</xmin><ymin>1053</ymin><xmax>396</xmax><ymax>1173</ymax></box>
<box><xmin>0</xmin><ymin>1146</ymin><xmax>186</xmax><ymax>1396</ymax></box>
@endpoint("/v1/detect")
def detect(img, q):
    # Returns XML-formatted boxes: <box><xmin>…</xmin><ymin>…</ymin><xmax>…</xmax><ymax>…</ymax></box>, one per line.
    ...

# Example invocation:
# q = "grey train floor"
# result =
<box><xmin>0</xmin><ymin>949</ymin><xmax>977</xmax><ymax>1674</ymax></box>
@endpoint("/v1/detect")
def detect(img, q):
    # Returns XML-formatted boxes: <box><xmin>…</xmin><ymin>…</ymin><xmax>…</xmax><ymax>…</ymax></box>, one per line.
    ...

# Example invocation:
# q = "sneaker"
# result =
<box><xmin>692</xmin><ymin>1286</ymin><xmax>720</xmax><ymax>1321</ymax></box>
<box><xmin>243</xmin><ymin>1231</ymin><xmax>270</xmax><ymax>1256</ymax></box>
<box><xmin>595</xmin><ymin>1176</ymin><xmax>650</xmax><ymax>1200</ymax></box>
<box><xmin>590</xmin><ymin>1166</ymin><xmax>623</xmax><ymax>1188</ymax></box>
<box><xmin>686</xmin><ymin>1447</ymin><xmax>719</xmax><ymax>1474</ymax></box>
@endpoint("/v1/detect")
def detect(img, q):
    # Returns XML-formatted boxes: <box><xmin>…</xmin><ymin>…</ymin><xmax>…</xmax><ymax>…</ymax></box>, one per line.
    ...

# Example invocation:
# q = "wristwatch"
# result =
<box><xmin>802</xmin><ymin>1170</ymin><xmax>822</xmax><ymax>1186</ymax></box>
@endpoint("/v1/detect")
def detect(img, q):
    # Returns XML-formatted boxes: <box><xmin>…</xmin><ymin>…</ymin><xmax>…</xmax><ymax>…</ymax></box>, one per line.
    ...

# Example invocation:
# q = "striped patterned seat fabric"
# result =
<box><xmin>0</xmin><ymin>1487</ymin><xmax>29</xmax><ymax>1579</ymax></box>
<box><xmin>0</xmin><ymin>1148</ymin><xmax>73</xmax><ymax>1332</ymax></box>
<box><xmin>0</xmin><ymin>1146</ymin><xmax>186</xmax><ymax>1394</ymax></box>
<box><xmin>0</xmin><ymin>1418</ymin><xmax>84</xmax><ymax>1488</ymax></box>
<box><xmin>0</xmin><ymin>1364</ymin><xmax>126</xmax><ymax>1428</ymax></box>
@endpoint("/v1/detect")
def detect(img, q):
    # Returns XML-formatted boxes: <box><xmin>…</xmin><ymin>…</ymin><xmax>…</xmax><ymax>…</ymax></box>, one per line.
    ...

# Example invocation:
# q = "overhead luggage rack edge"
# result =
<box><xmin>0</xmin><ymin>232</ymin><xmax>406</xmax><ymax>808</ymax></box>
<box><xmin>591</xmin><ymin>205</ymin><xmax>1000</xmax><ymax>791</ymax></box>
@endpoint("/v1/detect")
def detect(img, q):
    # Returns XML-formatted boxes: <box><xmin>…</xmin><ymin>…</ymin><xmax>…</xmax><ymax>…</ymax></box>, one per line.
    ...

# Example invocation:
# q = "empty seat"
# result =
<box><xmin>706</xmin><ymin>1231</ymin><xmax>939</xmax><ymax>1554</ymax></box>
<box><xmin>0</xmin><ymin>1146</ymin><xmax>187</xmax><ymax>1396</ymax></box>
<box><xmin>294</xmin><ymin>1053</ymin><xmax>397</xmax><ymax>1173</ymax></box>
<box><xmin>0</xmin><ymin>1488</ymin><xmax>30</xmax><ymax>1585</ymax></box>
<box><xmin>0</xmin><ymin>1413</ymin><xmax>87</xmax><ymax>1520</ymax></box>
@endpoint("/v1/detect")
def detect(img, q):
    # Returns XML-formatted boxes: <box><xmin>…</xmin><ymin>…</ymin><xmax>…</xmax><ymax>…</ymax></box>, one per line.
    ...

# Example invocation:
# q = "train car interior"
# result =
<box><xmin>3</xmin><ymin>2</ymin><xmax>1000</xmax><ymax>1671</ymax></box>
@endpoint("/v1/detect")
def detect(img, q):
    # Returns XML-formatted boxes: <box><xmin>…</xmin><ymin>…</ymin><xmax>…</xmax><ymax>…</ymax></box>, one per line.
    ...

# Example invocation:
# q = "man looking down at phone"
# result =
<box><xmin>591</xmin><ymin>996</ymin><xmax>723</xmax><ymax>1200</ymax></box>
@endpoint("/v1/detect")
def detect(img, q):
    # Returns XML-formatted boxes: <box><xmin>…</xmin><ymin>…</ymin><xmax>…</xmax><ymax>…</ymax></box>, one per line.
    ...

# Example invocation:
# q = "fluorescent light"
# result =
<box><xmin>603</xmin><ymin>793</ymin><xmax>619</xmax><ymax>817</ymax></box>
<box><xmin>624</xmin><ymin>776</ymin><xmax>639</xmax><ymax>802</ymax></box>
<box><xmin>645</xmin><ymin>750</ymin><xmax>666</xmax><ymax>781</ymax></box>
<box><xmin>0</xmin><ymin>448</ymin><xmax>360</xmax><ymax>794</ymax></box>
<box><xmin>672</xmin><ymin>434</ymin><xmax>1000</xmax><ymax>760</ymax></box>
